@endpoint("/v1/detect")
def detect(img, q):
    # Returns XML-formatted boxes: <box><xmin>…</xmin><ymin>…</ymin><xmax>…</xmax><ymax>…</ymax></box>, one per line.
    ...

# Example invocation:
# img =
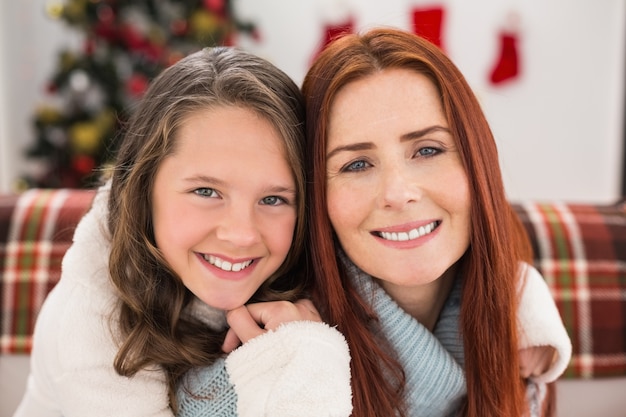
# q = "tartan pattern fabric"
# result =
<box><xmin>0</xmin><ymin>188</ymin><xmax>94</xmax><ymax>353</ymax></box>
<box><xmin>513</xmin><ymin>202</ymin><xmax>626</xmax><ymax>379</ymax></box>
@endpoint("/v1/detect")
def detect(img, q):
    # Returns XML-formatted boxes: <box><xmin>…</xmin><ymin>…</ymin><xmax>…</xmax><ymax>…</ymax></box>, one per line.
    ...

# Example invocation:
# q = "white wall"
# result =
<box><xmin>235</xmin><ymin>0</ymin><xmax>625</xmax><ymax>203</ymax></box>
<box><xmin>0</xmin><ymin>0</ymin><xmax>81</xmax><ymax>192</ymax></box>
<box><xmin>1</xmin><ymin>0</ymin><xmax>624</xmax><ymax>203</ymax></box>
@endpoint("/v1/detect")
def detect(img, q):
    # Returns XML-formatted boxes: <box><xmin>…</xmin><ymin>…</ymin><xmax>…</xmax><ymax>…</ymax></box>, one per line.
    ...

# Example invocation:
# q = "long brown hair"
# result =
<box><xmin>106</xmin><ymin>47</ymin><xmax>307</xmax><ymax>410</ymax></box>
<box><xmin>302</xmin><ymin>27</ymin><xmax>537</xmax><ymax>417</ymax></box>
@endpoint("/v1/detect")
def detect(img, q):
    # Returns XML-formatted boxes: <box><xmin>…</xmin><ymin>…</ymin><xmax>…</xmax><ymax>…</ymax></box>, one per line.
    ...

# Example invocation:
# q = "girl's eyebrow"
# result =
<box><xmin>327</xmin><ymin>125</ymin><xmax>451</xmax><ymax>160</ymax></box>
<box><xmin>265</xmin><ymin>185</ymin><xmax>297</xmax><ymax>195</ymax></box>
<box><xmin>182</xmin><ymin>175</ymin><xmax>226</xmax><ymax>186</ymax></box>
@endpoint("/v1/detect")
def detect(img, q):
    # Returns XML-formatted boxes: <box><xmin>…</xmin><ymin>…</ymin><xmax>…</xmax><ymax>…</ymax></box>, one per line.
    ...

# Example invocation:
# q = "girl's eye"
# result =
<box><xmin>194</xmin><ymin>188</ymin><xmax>219</xmax><ymax>198</ymax></box>
<box><xmin>416</xmin><ymin>147</ymin><xmax>441</xmax><ymax>158</ymax></box>
<box><xmin>342</xmin><ymin>159</ymin><xmax>371</xmax><ymax>172</ymax></box>
<box><xmin>261</xmin><ymin>195</ymin><xmax>288</xmax><ymax>206</ymax></box>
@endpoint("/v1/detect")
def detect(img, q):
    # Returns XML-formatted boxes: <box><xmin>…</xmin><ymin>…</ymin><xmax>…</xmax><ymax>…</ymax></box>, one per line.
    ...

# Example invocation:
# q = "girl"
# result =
<box><xmin>14</xmin><ymin>47</ymin><xmax>351</xmax><ymax>417</ymax></box>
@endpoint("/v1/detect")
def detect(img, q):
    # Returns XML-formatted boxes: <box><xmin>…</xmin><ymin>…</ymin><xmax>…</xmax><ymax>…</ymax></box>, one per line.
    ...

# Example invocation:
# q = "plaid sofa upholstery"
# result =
<box><xmin>513</xmin><ymin>202</ymin><xmax>626</xmax><ymax>379</ymax></box>
<box><xmin>1</xmin><ymin>189</ymin><xmax>625</xmax><ymax>380</ymax></box>
<box><xmin>0</xmin><ymin>189</ymin><xmax>94</xmax><ymax>353</ymax></box>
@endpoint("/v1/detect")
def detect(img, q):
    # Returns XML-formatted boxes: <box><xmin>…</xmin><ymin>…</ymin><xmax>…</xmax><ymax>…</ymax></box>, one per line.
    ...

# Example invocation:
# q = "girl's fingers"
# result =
<box><xmin>222</xmin><ymin>327</ymin><xmax>242</xmax><ymax>353</ymax></box>
<box><xmin>225</xmin><ymin>306</ymin><xmax>265</xmax><ymax>344</ymax></box>
<box><xmin>223</xmin><ymin>300</ymin><xmax>323</xmax><ymax>352</ymax></box>
<box><xmin>245</xmin><ymin>299</ymin><xmax>322</xmax><ymax>331</ymax></box>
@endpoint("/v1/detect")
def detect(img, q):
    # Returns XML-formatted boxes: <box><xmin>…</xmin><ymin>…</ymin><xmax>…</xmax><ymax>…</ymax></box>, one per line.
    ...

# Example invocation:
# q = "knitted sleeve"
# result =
<box><xmin>517</xmin><ymin>262</ymin><xmax>572</xmax><ymax>383</ymax></box>
<box><xmin>176</xmin><ymin>358</ymin><xmax>237</xmax><ymax>417</ymax></box>
<box><xmin>226</xmin><ymin>320</ymin><xmax>352</xmax><ymax>417</ymax></box>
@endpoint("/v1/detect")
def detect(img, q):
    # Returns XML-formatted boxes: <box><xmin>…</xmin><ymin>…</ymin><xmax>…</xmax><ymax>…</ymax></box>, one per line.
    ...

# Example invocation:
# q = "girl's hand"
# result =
<box><xmin>222</xmin><ymin>299</ymin><xmax>321</xmax><ymax>353</ymax></box>
<box><xmin>519</xmin><ymin>346</ymin><xmax>557</xmax><ymax>378</ymax></box>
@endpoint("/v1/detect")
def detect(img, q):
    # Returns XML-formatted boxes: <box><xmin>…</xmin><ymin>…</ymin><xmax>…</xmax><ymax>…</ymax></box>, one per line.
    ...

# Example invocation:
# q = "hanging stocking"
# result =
<box><xmin>310</xmin><ymin>18</ymin><xmax>354</xmax><ymax>63</ymax></box>
<box><xmin>411</xmin><ymin>6</ymin><xmax>446</xmax><ymax>51</ymax></box>
<box><xmin>489</xmin><ymin>14</ymin><xmax>521</xmax><ymax>85</ymax></box>
<box><xmin>310</xmin><ymin>0</ymin><xmax>354</xmax><ymax>62</ymax></box>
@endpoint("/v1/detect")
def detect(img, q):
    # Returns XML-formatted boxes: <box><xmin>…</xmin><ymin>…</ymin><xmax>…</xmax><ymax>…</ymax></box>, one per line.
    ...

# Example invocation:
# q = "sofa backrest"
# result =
<box><xmin>0</xmin><ymin>189</ymin><xmax>95</xmax><ymax>353</ymax></box>
<box><xmin>1</xmin><ymin>188</ymin><xmax>625</xmax><ymax>380</ymax></box>
<box><xmin>512</xmin><ymin>201</ymin><xmax>626</xmax><ymax>379</ymax></box>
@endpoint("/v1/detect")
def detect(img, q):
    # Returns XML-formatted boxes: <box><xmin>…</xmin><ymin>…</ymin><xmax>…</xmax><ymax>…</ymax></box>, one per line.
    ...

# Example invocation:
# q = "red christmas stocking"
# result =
<box><xmin>489</xmin><ymin>30</ymin><xmax>520</xmax><ymax>85</ymax></box>
<box><xmin>311</xmin><ymin>18</ymin><xmax>354</xmax><ymax>63</ymax></box>
<box><xmin>411</xmin><ymin>6</ymin><xmax>445</xmax><ymax>51</ymax></box>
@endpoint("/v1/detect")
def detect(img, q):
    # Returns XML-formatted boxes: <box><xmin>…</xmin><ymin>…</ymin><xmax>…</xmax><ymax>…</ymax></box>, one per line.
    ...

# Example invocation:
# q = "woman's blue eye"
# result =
<box><xmin>417</xmin><ymin>147</ymin><xmax>439</xmax><ymax>157</ymax></box>
<box><xmin>194</xmin><ymin>188</ymin><xmax>218</xmax><ymax>198</ymax></box>
<box><xmin>261</xmin><ymin>196</ymin><xmax>286</xmax><ymax>206</ymax></box>
<box><xmin>344</xmin><ymin>160</ymin><xmax>369</xmax><ymax>172</ymax></box>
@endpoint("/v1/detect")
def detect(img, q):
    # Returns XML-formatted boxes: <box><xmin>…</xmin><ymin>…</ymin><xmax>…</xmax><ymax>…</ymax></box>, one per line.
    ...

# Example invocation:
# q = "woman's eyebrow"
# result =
<box><xmin>327</xmin><ymin>142</ymin><xmax>374</xmax><ymax>160</ymax></box>
<box><xmin>399</xmin><ymin>126</ymin><xmax>451</xmax><ymax>142</ymax></box>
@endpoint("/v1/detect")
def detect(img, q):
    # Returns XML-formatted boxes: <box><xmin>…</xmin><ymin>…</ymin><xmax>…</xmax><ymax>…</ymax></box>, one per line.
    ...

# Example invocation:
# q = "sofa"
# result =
<box><xmin>1</xmin><ymin>188</ymin><xmax>625</xmax><ymax>416</ymax></box>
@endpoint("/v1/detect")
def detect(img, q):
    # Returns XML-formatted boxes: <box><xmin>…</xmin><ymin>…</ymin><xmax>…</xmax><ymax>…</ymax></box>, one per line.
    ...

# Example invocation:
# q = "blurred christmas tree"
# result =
<box><xmin>23</xmin><ymin>0</ymin><xmax>255</xmax><ymax>189</ymax></box>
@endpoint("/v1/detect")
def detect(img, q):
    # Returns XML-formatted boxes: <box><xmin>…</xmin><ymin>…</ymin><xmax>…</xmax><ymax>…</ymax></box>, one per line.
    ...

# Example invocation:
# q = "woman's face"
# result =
<box><xmin>326</xmin><ymin>68</ymin><xmax>471</xmax><ymax>295</ymax></box>
<box><xmin>152</xmin><ymin>106</ymin><xmax>297</xmax><ymax>311</ymax></box>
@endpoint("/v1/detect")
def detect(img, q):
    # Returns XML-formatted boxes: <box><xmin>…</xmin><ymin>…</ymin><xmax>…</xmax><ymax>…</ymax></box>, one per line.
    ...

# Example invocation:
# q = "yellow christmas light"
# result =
<box><xmin>45</xmin><ymin>1</ymin><xmax>64</xmax><ymax>19</ymax></box>
<box><xmin>69</xmin><ymin>121</ymin><xmax>101</xmax><ymax>155</ymax></box>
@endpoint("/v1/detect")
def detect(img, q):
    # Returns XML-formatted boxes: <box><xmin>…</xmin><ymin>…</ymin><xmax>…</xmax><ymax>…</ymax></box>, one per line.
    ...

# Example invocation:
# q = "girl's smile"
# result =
<box><xmin>200</xmin><ymin>253</ymin><xmax>256</xmax><ymax>273</ymax></box>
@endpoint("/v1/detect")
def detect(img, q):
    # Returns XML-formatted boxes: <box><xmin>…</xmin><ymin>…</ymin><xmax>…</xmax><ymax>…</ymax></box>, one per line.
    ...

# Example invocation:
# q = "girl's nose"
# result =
<box><xmin>215</xmin><ymin>205</ymin><xmax>261</xmax><ymax>247</ymax></box>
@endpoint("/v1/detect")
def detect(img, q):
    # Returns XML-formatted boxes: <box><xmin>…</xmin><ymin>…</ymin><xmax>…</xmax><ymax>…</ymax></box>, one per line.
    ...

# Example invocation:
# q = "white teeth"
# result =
<box><xmin>204</xmin><ymin>254</ymin><xmax>253</xmax><ymax>272</ymax></box>
<box><xmin>379</xmin><ymin>221</ymin><xmax>438</xmax><ymax>241</ymax></box>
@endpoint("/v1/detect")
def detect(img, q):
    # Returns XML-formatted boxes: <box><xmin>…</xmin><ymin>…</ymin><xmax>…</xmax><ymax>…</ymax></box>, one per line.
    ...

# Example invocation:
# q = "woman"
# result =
<box><xmin>302</xmin><ymin>27</ymin><xmax>570</xmax><ymax>417</ymax></box>
<box><xmin>14</xmin><ymin>47</ymin><xmax>351</xmax><ymax>417</ymax></box>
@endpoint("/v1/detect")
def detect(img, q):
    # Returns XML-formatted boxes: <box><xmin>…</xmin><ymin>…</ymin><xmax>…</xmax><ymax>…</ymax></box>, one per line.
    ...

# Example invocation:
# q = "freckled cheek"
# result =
<box><xmin>448</xmin><ymin>171</ymin><xmax>472</xmax><ymax>244</ymax></box>
<box><xmin>326</xmin><ymin>186</ymin><xmax>361</xmax><ymax>240</ymax></box>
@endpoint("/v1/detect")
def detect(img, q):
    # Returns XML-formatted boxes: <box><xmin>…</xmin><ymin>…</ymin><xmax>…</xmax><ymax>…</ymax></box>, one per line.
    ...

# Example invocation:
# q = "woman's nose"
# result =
<box><xmin>379</xmin><ymin>163</ymin><xmax>423</xmax><ymax>209</ymax></box>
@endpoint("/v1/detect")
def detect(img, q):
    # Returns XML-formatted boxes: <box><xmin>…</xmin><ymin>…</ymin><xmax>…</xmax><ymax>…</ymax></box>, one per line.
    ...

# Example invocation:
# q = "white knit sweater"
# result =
<box><xmin>12</xmin><ymin>184</ymin><xmax>352</xmax><ymax>417</ymax></box>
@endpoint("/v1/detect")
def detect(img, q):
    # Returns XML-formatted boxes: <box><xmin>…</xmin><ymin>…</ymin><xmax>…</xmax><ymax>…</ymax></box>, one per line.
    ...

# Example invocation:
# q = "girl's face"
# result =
<box><xmin>152</xmin><ymin>106</ymin><xmax>297</xmax><ymax>311</ymax></box>
<box><xmin>326</xmin><ymin>69</ymin><xmax>471</xmax><ymax>302</ymax></box>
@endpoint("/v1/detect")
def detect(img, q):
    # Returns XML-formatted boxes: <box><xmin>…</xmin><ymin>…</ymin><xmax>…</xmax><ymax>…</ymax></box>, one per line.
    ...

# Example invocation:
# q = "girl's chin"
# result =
<box><xmin>200</xmin><ymin>297</ymin><xmax>248</xmax><ymax>312</ymax></box>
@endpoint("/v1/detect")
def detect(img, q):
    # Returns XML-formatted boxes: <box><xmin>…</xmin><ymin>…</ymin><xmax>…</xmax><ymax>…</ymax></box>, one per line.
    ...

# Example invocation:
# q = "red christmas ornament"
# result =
<box><xmin>72</xmin><ymin>155</ymin><xmax>96</xmax><ymax>176</ymax></box>
<box><xmin>170</xmin><ymin>19</ymin><xmax>188</xmax><ymax>36</ymax></box>
<box><xmin>120</xmin><ymin>24</ymin><xmax>146</xmax><ymax>50</ymax></box>
<box><xmin>489</xmin><ymin>31</ymin><xmax>520</xmax><ymax>85</ymax></box>
<box><xmin>142</xmin><ymin>41</ymin><xmax>165</xmax><ymax>62</ymax></box>
<box><xmin>203</xmin><ymin>0</ymin><xmax>225</xmax><ymax>16</ymax></box>
<box><xmin>412</xmin><ymin>6</ymin><xmax>445</xmax><ymax>51</ymax></box>
<box><xmin>94</xmin><ymin>20</ymin><xmax>118</xmax><ymax>42</ymax></box>
<box><xmin>126</xmin><ymin>73</ymin><xmax>149</xmax><ymax>98</ymax></box>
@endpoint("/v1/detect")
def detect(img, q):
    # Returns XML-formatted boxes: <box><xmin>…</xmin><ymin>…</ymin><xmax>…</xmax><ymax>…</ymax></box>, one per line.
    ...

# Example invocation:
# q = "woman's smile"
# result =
<box><xmin>373</xmin><ymin>220</ymin><xmax>441</xmax><ymax>242</ymax></box>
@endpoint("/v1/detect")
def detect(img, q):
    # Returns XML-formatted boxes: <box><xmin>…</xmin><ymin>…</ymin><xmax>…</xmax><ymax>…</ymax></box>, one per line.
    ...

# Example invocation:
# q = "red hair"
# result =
<box><xmin>302</xmin><ymin>27</ymin><xmax>551</xmax><ymax>417</ymax></box>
